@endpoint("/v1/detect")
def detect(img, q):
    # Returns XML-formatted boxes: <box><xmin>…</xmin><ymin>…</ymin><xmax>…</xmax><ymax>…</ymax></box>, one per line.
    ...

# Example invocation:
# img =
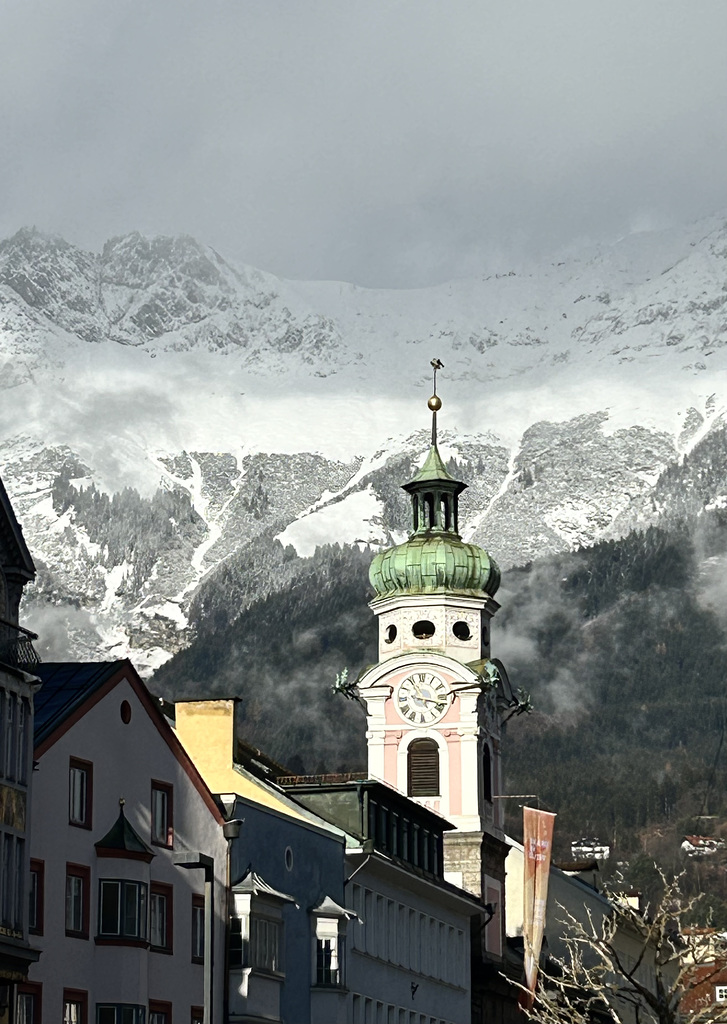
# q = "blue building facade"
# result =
<box><xmin>226</xmin><ymin>794</ymin><xmax>349</xmax><ymax>1024</ymax></box>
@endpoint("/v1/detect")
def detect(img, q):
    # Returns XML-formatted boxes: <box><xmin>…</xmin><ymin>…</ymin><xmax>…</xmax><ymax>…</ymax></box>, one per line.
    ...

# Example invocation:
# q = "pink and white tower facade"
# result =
<box><xmin>357</xmin><ymin>371</ymin><xmax>514</xmax><ymax>956</ymax></box>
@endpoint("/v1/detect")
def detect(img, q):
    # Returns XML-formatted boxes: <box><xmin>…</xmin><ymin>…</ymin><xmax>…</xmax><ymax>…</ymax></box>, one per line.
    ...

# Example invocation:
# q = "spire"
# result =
<box><xmin>429</xmin><ymin>358</ymin><xmax>443</xmax><ymax>446</ymax></box>
<box><xmin>368</xmin><ymin>360</ymin><xmax>500</xmax><ymax>599</ymax></box>
<box><xmin>403</xmin><ymin>360</ymin><xmax>466</xmax><ymax>536</ymax></box>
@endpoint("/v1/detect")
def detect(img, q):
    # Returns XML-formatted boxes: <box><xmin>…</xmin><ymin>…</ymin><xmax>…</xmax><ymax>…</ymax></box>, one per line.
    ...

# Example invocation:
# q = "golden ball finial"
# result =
<box><xmin>428</xmin><ymin>394</ymin><xmax>442</xmax><ymax>412</ymax></box>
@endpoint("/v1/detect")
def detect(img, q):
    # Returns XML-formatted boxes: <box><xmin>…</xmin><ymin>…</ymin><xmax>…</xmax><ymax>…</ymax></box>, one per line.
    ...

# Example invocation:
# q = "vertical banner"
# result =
<box><xmin>521</xmin><ymin>807</ymin><xmax>557</xmax><ymax>1011</ymax></box>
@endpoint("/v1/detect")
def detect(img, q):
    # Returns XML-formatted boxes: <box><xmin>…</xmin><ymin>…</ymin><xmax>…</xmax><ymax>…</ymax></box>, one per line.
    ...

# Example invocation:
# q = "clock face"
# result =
<box><xmin>395</xmin><ymin>672</ymin><xmax>450</xmax><ymax>725</ymax></box>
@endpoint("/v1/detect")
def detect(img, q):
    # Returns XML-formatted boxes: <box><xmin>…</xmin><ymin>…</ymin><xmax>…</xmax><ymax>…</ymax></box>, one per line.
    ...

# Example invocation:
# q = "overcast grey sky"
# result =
<box><xmin>1</xmin><ymin>1</ymin><xmax>726</xmax><ymax>288</ymax></box>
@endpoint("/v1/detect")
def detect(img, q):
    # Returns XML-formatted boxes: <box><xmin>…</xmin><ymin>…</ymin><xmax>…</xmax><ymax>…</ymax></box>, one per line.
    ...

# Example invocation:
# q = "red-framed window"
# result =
<box><xmin>150</xmin><ymin>882</ymin><xmax>173</xmax><ymax>953</ymax></box>
<box><xmin>151</xmin><ymin>781</ymin><xmax>173</xmax><ymax>847</ymax></box>
<box><xmin>66</xmin><ymin>863</ymin><xmax>90</xmax><ymax>939</ymax></box>
<box><xmin>149</xmin><ymin>999</ymin><xmax>172</xmax><ymax>1024</ymax></box>
<box><xmin>191</xmin><ymin>894</ymin><xmax>204</xmax><ymax>963</ymax></box>
<box><xmin>69</xmin><ymin>757</ymin><xmax>93</xmax><ymax>828</ymax></box>
<box><xmin>29</xmin><ymin>858</ymin><xmax>44</xmax><ymax>935</ymax></box>
<box><xmin>63</xmin><ymin>989</ymin><xmax>88</xmax><ymax>1024</ymax></box>
<box><xmin>17</xmin><ymin>982</ymin><xmax>42</xmax><ymax>1024</ymax></box>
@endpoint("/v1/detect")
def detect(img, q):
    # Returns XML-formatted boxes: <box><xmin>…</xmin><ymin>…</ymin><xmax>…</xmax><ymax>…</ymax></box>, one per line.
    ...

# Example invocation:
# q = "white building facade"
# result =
<box><xmin>27</xmin><ymin>660</ymin><xmax>227</xmax><ymax>1024</ymax></box>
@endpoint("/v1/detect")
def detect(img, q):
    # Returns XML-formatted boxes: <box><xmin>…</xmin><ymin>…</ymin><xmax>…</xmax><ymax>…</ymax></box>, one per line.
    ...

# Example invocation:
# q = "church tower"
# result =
<box><xmin>357</xmin><ymin>364</ymin><xmax>512</xmax><ymax>953</ymax></box>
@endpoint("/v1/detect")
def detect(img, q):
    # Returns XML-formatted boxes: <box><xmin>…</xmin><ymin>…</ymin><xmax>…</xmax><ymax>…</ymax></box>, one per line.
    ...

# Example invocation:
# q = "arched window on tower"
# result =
<box><xmin>407</xmin><ymin>739</ymin><xmax>440</xmax><ymax>797</ymax></box>
<box><xmin>423</xmin><ymin>493</ymin><xmax>435</xmax><ymax>529</ymax></box>
<box><xmin>482</xmin><ymin>743</ymin><xmax>493</xmax><ymax>803</ymax></box>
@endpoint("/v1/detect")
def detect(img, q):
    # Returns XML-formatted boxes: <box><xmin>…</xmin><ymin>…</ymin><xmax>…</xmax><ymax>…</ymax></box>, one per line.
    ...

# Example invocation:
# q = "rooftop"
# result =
<box><xmin>33</xmin><ymin>660</ymin><xmax>127</xmax><ymax>746</ymax></box>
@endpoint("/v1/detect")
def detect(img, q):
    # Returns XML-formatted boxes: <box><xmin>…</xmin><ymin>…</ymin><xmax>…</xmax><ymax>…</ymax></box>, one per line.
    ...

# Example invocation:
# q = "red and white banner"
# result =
<box><xmin>521</xmin><ymin>807</ymin><xmax>557</xmax><ymax>1011</ymax></box>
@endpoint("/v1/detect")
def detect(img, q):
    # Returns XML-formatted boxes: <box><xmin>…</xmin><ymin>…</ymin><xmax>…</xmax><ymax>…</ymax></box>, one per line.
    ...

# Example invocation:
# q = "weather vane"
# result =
<box><xmin>429</xmin><ymin>358</ymin><xmax>444</xmax><ymax>446</ymax></box>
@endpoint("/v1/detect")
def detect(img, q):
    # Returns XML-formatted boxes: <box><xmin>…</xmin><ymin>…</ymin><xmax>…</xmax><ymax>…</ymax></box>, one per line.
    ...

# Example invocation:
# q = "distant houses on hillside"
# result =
<box><xmin>681</xmin><ymin>835</ymin><xmax>727</xmax><ymax>858</ymax></box>
<box><xmin>570</xmin><ymin>837</ymin><xmax>610</xmax><ymax>862</ymax></box>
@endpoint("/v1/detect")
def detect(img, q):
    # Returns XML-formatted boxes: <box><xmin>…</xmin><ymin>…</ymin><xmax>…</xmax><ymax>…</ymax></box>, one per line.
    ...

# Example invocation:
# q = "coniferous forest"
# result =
<box><xmin>153</xmin><ymin>502</ymin><xmax>727</xmax><ymax>918</ymax></box>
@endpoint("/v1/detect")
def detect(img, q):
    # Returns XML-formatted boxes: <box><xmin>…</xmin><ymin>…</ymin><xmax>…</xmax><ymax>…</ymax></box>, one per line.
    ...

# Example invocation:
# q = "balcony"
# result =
<box><xmin>0</xmin><ymin>618</ymin><xmax>41</xmax><ymax>670</ymax></box>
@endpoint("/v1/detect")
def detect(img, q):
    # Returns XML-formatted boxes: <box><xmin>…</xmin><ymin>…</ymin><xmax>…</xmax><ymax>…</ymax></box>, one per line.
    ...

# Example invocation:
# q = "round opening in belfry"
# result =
<box><xmin>412</xmin><ymin>619</ymin><xmax>435</xmax><ymax>640</ymax></box>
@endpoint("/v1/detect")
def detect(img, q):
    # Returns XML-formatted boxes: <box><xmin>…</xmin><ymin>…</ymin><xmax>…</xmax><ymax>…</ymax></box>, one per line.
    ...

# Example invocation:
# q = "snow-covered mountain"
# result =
<box><xmin>1</xmin><ymin>214</ymin><xmax>727</xmax><ymax>672</ymax></box>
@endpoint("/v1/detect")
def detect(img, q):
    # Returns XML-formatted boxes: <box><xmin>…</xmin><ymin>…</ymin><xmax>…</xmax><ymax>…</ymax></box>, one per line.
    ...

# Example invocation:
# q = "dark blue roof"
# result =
<box><xmin>34</xmin><ymin>661</ymin><xmax>127</xmax><ymax>747</ymax></box>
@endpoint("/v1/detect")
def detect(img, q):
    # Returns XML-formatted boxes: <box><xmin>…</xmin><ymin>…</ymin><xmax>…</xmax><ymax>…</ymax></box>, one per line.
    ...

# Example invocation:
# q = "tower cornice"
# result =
<box><xmin>357</xmin><ymin>651</ymin><xmax>483</xmax><ymax>691</ymax></box>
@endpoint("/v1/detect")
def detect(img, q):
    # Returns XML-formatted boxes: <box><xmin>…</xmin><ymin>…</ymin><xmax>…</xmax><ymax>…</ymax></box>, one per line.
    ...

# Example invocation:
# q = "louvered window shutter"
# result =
<box><xmin>407</xmin><ymin>739</ymin><xmax>440</xmax><ymax>797</ymax></box>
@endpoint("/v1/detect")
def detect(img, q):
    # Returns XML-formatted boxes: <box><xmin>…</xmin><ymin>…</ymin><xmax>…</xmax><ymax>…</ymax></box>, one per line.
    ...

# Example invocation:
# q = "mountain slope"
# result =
<box><xmin>151</xmin><ymin>505</ymin><xmax>727</xmax><ymax>890</ymax></box>
<box><xmin>2</xmin><ymin>213</ymin><xmax>727</xmax><ymax>670</ymax></box>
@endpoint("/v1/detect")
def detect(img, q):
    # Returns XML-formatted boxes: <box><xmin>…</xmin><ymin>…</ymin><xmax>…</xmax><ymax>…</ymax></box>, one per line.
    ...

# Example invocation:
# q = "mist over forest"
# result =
<box><xmin>149</xmin><ymin>486</ymin><xmax>727</xmax><ymax>915</ymax></box>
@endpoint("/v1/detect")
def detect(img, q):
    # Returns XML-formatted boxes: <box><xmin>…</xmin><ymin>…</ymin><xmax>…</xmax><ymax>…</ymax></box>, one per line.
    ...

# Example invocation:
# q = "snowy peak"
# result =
<box><xmin>0</xmin><ymin>227</ymin><xmax>102</xmax><ymax>342</ymax></box>
<box><xmin>100</xmin><ymin>232</ymin><xmax>244</xmax><ymax>342</ymax></box>
<box><xmin>2</xmin><ymin>214</ymin><xmax>727</xmax><ymax>396</ymax></box>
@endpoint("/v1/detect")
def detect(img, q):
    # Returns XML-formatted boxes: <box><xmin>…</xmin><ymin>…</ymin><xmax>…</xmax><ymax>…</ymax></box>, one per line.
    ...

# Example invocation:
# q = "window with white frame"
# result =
<box><xmin>65</xmin><ymin>864</ymin><xmax>89</xmax><ymax>937</ymax></box>
<box><xmin>313</xmin><ymin>916</ymin><xmax>345</xmax><ymax>986</ymax></box>
<box><xmin>191</xmin><ymin>895</ymin><xmax>204</xmax><ymax>963</ymax></box>
<box><xmin>151</xmin><ymin>782</ymin><xmax>173</xmax><ymax>847</ymax></box>
<box><xmin>150</xmin><ymin>884</ymin><xmax>172</xmax><ymax>951</ymax></box>
<box><xmin>69</xmin><ymin>758</ymin><xmax>92</xmax><ymax>828</ymax></box>
<box><xmin>229</xmin><ymin>888</ymin><xmax>288</xmax><ymax>977</ymax></box>
<box><xmin>250</xmin><ymin>916</ymin><xmax>281</xmax><ymax>973</ymax></box>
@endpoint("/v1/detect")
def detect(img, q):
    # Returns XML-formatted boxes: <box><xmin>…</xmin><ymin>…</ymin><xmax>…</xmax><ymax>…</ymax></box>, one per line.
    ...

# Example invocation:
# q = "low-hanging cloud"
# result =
<box><xmin>1</xmin><ymin>1</ymin><xmax>725</xmax><ymax>288</ymax></box>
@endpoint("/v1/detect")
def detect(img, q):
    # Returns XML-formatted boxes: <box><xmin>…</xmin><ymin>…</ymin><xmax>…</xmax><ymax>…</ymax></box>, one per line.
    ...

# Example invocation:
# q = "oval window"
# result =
<box><xmin>412</xmin><ymin>619</ymin><xmax>435</xmax><ymax>640</ymax></box>
<box><xmin>452</xmin><ymin>620</ymin><xmax>472</xmax><ymax>641</ymax></box>
<box><xmin>384</xmin><ymin>624</ymin><xmax>397</xmax><ymax>644</ymax></box>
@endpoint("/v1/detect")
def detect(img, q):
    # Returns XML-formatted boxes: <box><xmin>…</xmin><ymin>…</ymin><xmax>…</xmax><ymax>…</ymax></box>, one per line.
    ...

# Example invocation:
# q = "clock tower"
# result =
<box><xmin>357</xmin><ymin>365</ymin><xmax>512</xmax><ymax>953</ymax></box>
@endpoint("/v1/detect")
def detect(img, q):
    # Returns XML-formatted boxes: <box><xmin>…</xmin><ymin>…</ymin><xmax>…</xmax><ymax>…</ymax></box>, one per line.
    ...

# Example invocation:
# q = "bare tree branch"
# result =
<box><xmin>507</xmin><ymin>869</ymin><xmax>727</xmax><ymax>1024</ymax></box>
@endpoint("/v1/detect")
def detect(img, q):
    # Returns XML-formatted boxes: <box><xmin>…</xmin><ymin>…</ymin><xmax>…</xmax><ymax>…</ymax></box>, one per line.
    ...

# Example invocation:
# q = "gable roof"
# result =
<box><xmin>0</xmin><ymin>474</ymin><xmax>35</xmax><ymax>579</ymax></box>
<box><xmin>33</xmin><ymin>658</ymin><xmax>223</xmax><ymax>823</ymax></box>
<box><xmin>34</xmin><ymin>661</ymin><xmax>125</xmax><ymax>746</ymax></box>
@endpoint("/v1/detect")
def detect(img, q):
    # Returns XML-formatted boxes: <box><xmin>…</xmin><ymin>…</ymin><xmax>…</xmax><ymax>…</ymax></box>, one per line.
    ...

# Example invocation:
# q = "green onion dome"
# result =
<box><xmin>369</xmin><ymin>442</ymin><xmax>500</xmax><ymax>599</ymax></box>
<box><xmin>370</xmin><ymin>532</ymin><xmax>500</xmax><ymax>599</ymax></box>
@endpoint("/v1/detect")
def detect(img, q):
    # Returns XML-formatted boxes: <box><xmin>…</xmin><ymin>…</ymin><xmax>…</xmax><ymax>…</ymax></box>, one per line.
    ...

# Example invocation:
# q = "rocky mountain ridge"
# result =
<box><xmin>2</xmin><ymin>214</ymin><xmax>727</xmax><ymax>670</ymax></box>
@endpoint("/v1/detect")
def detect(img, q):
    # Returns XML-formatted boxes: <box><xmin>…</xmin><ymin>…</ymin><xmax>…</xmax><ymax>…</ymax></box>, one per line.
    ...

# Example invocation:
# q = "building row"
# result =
<box><xmin>0</xmin><ymin>418</ymin><xmax>522</xmax><ymax>1024</ymax></box>
<box><xmin>1</xmin><ymin>392</ymin><xmax>698</xmax><ymax>1024</ymax></box>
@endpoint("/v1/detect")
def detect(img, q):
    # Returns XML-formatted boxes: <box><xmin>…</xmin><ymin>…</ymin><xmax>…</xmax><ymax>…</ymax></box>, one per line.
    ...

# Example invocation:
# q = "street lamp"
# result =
<box><xmin>174</xmin><ymin>853</ymin><xmax>215</xmax><ymax>1024</ymax></box>
<box><xmin>216</xmin><ymin>799</ymin><xmax>243</xmax><ymax>1024</ymax></box>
